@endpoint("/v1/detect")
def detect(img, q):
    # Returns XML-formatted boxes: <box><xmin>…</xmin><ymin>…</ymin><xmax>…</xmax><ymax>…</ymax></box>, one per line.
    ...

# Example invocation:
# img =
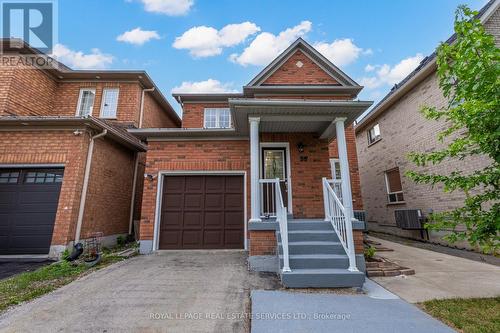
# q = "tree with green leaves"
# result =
<box><xmin>406</xmin><ymin>5</ymin><xmax>499</xmax><ymax>254</ymax></box>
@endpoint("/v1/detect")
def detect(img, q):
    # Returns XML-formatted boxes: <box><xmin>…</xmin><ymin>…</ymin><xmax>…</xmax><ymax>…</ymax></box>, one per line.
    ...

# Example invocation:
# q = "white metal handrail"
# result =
<box><xmin>322</xmin><ymin>177</ymin><xmax>358</xmax><ymax>271</ymax></box>
<box><xmin>259</xmin><ymin>178</ymin><xmax>277</xmax><ymax>217</ymax></box>
<box><xmin>273</xmin><ymin>178</ymin><xmax>291</xmax><ymax>272</ymax></box>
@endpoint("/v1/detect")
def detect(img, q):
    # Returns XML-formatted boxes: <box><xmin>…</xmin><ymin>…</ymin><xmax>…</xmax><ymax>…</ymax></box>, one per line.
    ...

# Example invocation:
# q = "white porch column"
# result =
<box><xmin>335</xmin><ymin>117</ymin><xmax>358</xmax><ymax>271</ymax></box>
<box><xmin>249</xmin><ymin>117</ymin><xmax>261</xmax><ymax>222</ymax></box>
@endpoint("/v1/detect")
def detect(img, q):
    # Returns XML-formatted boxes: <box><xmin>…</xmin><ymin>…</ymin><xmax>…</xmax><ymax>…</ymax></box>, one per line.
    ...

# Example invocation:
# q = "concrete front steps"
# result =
<box><xmin>277</xmin><ymin>220</ymin><xmax>365</xmax><ymax>288</ymax></box>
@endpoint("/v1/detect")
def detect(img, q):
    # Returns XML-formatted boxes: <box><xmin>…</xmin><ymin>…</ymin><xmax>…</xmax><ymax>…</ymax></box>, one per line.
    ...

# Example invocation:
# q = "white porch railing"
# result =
<box><xmin>322</xmin><ymin>177</ymin><xmax>358</xmax><ymax>271</ymax></box>
<box><xmin>326</xmin><ymin>179</ymin><xmax>343</xmax><ymax>203</ymax></box>
<box><xmin>259</xmin><ymin>178</ymin><xmax>290</xmax><ymax>272</ymax></box>
<box><xmin>259</xmin><ymin>179</ymin><xmax>277</xmax><ymax>217</ymax></box>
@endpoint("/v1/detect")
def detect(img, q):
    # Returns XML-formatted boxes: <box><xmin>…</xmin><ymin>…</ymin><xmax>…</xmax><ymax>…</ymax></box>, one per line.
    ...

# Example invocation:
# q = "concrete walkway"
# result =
<box><xmin>0</xmin><ymin>251</ymin><xmax>279</xmax><ymax>333</ymax></box>
<box><xmin>369</xmin><ymin>236</ymin><xmax>500</xmax><ymax>303</ymax></box>
<box><xmin>251</xmin><ymin>290</ymin><xmax>455</xmax><ymax>333</ymax></box>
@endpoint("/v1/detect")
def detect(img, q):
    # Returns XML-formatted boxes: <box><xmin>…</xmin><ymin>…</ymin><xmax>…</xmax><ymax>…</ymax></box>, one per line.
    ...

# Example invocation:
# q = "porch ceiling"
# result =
<box><xmin>229</xmin><ymin>99</ymin><xmax>373</xmax><ymax>140</ymax></box>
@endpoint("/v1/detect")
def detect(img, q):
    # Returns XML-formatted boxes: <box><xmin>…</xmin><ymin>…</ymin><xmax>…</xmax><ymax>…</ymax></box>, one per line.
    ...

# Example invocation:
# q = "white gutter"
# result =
<box><xmin>139</xmin><ymin>87</ymin><xmax>155</xmax><ymax>128</ymax></box>
<box><xmin>128</xmin><ymin>152</ymin><xmax>140</xmax><ymax>235</ymax></box>
<box><xmin>74</xmin><ymin>129</ymin><xmax>107</xmax><ymax>243</ymax></box>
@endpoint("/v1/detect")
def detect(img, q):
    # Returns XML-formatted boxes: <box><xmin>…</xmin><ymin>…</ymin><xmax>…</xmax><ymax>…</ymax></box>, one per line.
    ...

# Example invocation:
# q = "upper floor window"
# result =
<box><xmin>100</xmin><ymin>88</ymin><xmax>119</xmax><ymax>119</ymax></box>
<box><xmin>76</xmin><ymin>88</ymin><xmax>96</xmax><ymax>116</ymax></box>
<box><xmin>385</xmin><ymin>167</ymin><xmax>405</xmax><ymax>203</ymax></box>
<box><xmin>204</xmin><ymin>108</ymin><xmax>231</xmax><ymax>128</ymax></box>
<box><xmin>367</xmin><ymin>123</ymin><xmax>381</xmax><ymax>145</ymax></box>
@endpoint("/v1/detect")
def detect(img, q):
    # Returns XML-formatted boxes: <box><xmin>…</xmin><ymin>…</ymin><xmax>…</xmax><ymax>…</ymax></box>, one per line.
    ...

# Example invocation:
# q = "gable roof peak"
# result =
<box><xmin>246</xmin><ymin>37</ymin><xmax>360</xmax><ymax>88</ymax></box>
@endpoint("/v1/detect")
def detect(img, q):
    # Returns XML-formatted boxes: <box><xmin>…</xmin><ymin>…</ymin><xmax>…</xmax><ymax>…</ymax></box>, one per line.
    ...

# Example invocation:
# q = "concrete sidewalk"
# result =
<box><xmin>251</xmin><ymin>290</ymin><xmax>455</xmax><ymax>333</ymax></box>
<box><xmin>369</xmin><ymin>236</ymin><xmax>500</xmax><ymax>303</ymax></box>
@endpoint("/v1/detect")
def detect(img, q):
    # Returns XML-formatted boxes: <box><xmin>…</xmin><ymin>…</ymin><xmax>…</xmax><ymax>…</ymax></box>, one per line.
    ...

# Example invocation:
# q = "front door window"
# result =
<box><xmin>264</xmin><ymin>150</ymin><xmax>285</xmax><ymax>180</ymax></box>
<box><xmin>261</xmin><ymin>148</ymin><xmax>289</xmax><ymax>216</ymax></box>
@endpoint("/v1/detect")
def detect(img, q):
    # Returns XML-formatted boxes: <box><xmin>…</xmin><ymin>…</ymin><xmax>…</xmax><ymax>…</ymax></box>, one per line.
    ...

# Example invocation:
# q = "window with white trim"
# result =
<box><xmin>76</xmin><ymin>88</ymin><xmax>96</xmax><ymax>116</ymax></box>
<box><xmin>385</xmin><ymin>167</ymin><xmax>405</xmax><ymax>203</ymax></box>
<box><xmin>367</xmin><ymin>123</ymin><xmax>381</xmax><ymax>145</ymax></box>
<box><xmin>330</xmin><ymin>158</ymin><xmax>341</xmax><ymax>180</ymax></box>
<box><xmin>100</xmin><ymin>88</ymin><xmax>119</xmax><ymax>118</ymax></box>
<box><xmin>204</xmin><ymin>108</ymin><xmax>231</xmax><ymax>128</ymax></box>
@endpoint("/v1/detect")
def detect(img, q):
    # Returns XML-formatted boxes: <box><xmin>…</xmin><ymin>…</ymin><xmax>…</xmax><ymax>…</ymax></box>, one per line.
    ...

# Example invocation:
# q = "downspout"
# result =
<box><xmin>139</xmin><ymin>87</ymin><xmax>155</xmax><ymax>128</ymax></box>
<box><xmin>128</xmin><ymin>152</ymin><xmax>139</xmax><ymax>235</ymax></box>
<box><xmin>74</xmin><ymin>129</ymin><xmax>107</xmax><ymax>243</ymax></box>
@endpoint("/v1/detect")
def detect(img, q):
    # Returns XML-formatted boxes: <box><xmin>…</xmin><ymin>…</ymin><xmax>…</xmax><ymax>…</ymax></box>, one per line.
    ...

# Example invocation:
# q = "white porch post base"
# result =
<box><xmin>335</xmin><ymin>117</ymin><xmax>358</xmax><ymax>272</ymax></box>
<box><xmin>249</xmin><ymin>117</ymin><xmax>261</xmax><ymax>222</ymax></box>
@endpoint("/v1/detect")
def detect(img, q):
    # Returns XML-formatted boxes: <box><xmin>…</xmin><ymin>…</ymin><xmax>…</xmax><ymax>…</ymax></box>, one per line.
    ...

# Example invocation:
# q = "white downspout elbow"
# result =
<box><xmin>74</xmin><ymin>129</ymin><xmax>107</xmax><ymax>243</ymax></box>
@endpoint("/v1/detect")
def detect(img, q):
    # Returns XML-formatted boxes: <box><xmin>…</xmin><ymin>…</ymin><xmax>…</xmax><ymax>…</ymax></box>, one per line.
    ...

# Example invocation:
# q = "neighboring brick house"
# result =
<box><xmin>355</xmin><ymin>0</ymin><xmax>499</xmax><ymax>249</ymax></box>
<box><xmin>131</xmin><ymin>38</ymin><xmax>372</xmax><ymax>288</ymax></box>
<box><xmin>0</xmin><ymin>39</ymin><xmax>180</xmax><ymax>258</ymax></box>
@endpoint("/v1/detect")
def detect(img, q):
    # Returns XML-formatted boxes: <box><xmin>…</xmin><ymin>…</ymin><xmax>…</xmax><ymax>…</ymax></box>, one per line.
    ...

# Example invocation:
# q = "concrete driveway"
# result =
<box><xmin>369</xmin><ymin>237</ymin><xmax>500</xmax><ymax>303</ymax></box>
<box><xmin>0</xmin><ymin>251</ymin><xmax>279</xmax><ymax>333</ymax></box>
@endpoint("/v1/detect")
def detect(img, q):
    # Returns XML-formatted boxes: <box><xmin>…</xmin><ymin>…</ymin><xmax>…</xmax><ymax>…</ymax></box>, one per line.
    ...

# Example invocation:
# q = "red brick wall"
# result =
<box><xmin>53</xmin><ymin>82</ymin><xmax>142</xmax><ymax>126</ymax></box>
<box><xmin>0</xmin><ymin>63</ymin><xmax>57</xmax><ymax>116</ymax></box>
<box><xmin>142</xmin><ymin>93</ymin><xmax>179</xmax><ymax>128</ymax></box>
<box><xmin>0</xmin><ymin>130</ymin><xmax>89</xmax><ymax>246</ymax></box>
<box><xmin>262</xmin><ymin>50</ymin><xmax>339</xmax><ymax>85</ymax></box>
<box><xmin>261</xmin><ymin>133</ymin><xmax>331</xmax><ymax>218</ymax></box>
<box><xmin>80</xmin><ymin>138</ymin><xmax>136</xmax><ymax>238</ymax></box>
<box><xmin>249</xmin><ymin>230</ymin><xmax>276</xmax><ymax>256</ymax></box>
<box><xmin>139</xmin><ymin>140</ymin><xmax>250</xmax><ymax>240</ymax></box>
<box><xmin>181</xmin><ymin>102</ymin><xmax>229</xmax><ymax>128</ymax></box>
<box><xmin>328</xmin><ymin>125</ymin><xmax>363</xmax><ymax>210</ymax></box>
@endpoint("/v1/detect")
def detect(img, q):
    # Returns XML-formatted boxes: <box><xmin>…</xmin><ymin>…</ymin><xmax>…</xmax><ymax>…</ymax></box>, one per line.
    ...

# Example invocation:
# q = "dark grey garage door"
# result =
<box><xmin>0</xmin><ymin>169</ymin><xmax>64</xmax><ymax>255</ymax></box>
<box><xmin>159</xmin><ymin>175</ymin><xmax>244</xmax><ymax>249</ymax></box>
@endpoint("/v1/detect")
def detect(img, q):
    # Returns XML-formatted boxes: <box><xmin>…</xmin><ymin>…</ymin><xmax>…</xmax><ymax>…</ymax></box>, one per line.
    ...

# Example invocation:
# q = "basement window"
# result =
<box><xmin>385</xmin><ymin>167</ymin><xmax>405</xmax><ymax>204</ymax></box>
<box><xmin>367</xmin><ymin>123</ymin><xmax>381</xmax><ymax>145</ymax></box>
<box><xmin>204</xmin><ymin>108</ymin><xmax>231</xmax><ymax>128</ymax></box>
<box><xmin>100</xmin><ymin>88</ymin><xmax>119</xmax><ymax>119</ymax></box>
<box><xmin>76</xmin><ymin>88</ymin><xmax>96</xmax><ymax>116</ymax></box>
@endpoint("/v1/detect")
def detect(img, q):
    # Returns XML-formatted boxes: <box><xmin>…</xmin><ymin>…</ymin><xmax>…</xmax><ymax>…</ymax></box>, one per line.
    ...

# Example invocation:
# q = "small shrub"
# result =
<box><xmin>116</xmin><ymin>235</ymin><xmax>126</xmax><ymax>246</ymax></box>
<box><xmin>364</xmin><ymin>246</ymin><xmax>376</xmax><ymax>259</ymax></box>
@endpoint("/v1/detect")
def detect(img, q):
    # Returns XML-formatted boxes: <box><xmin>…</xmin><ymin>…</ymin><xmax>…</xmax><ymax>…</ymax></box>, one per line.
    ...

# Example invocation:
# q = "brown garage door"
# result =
<box><xmin>159</xmin><ymin>175</ymin><xmax>244</xmax><ymax>249</ymax></box>
<box><xmin>0</xmin><ymin>168</ymin><xmax>64</xmax><ymax>255</ymax></box>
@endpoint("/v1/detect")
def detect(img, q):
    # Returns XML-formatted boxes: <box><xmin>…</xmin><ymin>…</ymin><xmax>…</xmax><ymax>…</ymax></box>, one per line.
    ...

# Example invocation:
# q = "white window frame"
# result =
<box><xmin>203</xmin><ymin>108</ymin><xmax>231</xmax><ymax>129</ymax></box>
<box><xmin>384</xmin><ymin>168</ymin><xmax>405</xmax><ymax>204</ymax></box>
<box><xmin>75</xmin><ymin>88</ymin><xmax>96</xmax><ymax>117</ymax></box>
<box><xmin>329</xmin><ymin>158</ymin><xmax>341</xmax><ymax>180</ymax></box>
<box><xmin>368</xmin><ymin>123</ymin><xmax>381</xmax><ymax>145</ymax></box>
<box><xmin>99</xmin><ymin>88</ymin><xmax>120</xmax><ymax>119</ymax></box>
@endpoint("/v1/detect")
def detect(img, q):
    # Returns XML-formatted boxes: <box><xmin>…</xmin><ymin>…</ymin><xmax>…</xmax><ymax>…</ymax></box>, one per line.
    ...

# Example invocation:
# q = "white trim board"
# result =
<box><xmin>152</xmin><ymin>170</ymin><xmax>248</xmax><ymax>251</ymax></box>
<box><xmin>259</xmin><ymin>142</ymin><xmax>293</xmax><ymax>215</ymax></box>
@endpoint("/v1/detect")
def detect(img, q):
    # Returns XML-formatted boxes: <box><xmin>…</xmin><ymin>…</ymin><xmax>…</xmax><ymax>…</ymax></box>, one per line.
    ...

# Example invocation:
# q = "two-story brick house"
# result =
<box><xmin>131</xmin><ymin>38</ymin><xmax>372</xmax><ymax>288</ymax></box>
<box><xmin>354</xmin><ymin>0</ymin><xmax>498</xmax><ymax>249</ymax></box>
<box><xmin>0</xmin><ymin>39</ymin><xmax>180</xmax><ymax>258</ymax></box>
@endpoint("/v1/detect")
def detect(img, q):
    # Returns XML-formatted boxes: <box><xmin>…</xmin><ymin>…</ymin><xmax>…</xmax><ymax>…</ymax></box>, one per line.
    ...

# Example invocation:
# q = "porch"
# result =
<box><xmin>229</xmin><ymin>98</ymin><xmax>371</xmax><ymax>288</ymax></box>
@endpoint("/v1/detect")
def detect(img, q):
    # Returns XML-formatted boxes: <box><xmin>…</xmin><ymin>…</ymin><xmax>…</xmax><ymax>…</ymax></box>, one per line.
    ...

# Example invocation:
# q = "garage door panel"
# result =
<box><xmin>225</xmin><ymin>193</ymin><xmax>243</xmax><ymax>210</ymax></box>
<box><xmin>184</xmin><ymin>194</ymin><xmax>202</xmax><ymax>209</ymax></box>
<box><xmin>182</xmin><ymin>230</ymin><xmax>202</xmax><ymax>247</ymax></box>
<box><xmin>161</xmin><ymin>212</ymin><xmax>183</xmax><ymax>228</ymax></box>
<box><xmin>185</xmin><ymin>176</ymin><xmax>203</xmax><ymax>192</ymax></box>
<box><xmin>183</xmin><ymin>212</ymin><xmax>202</xmax><ymax>229</ymax></box>
<box><xmin>204</xmin><ymin>230</ymin><xmax>223</xmax><ymax>247</ymax></box>
<box><xmin>162</xmin><ymin>194</ymin><xmax>183</xmax><ymax>210</ymax></box>
<box><xmin>225</xmin><ymin>230</ymin><xmax>244</xmax><ymax>248</ymax></box>
<box><xmin>0</xmin><ymin>168</ymin><xmax>63</xmax><ymax>255</ymax></box>
<box><xmin>160</xmin><ymin>175</ymin><xmax>244</xmax><ymax>250</ymax></box>
<box><xmin>204</xmin><ymin>211</ymin><xmax>223</xmax><ymax>229</ymax></box>
<box><xmin>205</xmin><ymin>193</ymin><xmax>223</xmax><ymax>210</ymax></box>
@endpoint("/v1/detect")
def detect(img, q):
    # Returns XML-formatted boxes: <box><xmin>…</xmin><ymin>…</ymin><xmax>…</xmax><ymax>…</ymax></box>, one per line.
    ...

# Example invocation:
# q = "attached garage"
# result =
<box><xmin>0</xmin><ymin>168</ymin><xmax>64</xmax><ymax>255</ymax></box>
<box><xmin>159</xmin><ymin>175</ymin><xmax>245</xmax><ymax>249</ymax></box>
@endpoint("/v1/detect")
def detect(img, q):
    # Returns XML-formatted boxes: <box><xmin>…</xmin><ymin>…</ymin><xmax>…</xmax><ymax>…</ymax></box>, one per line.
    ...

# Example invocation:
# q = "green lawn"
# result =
<box><xmin>0</xmin><ymin>253</ymin><xmax>127</xmax><ymax>312</ymax></box>
<box><xmin>420</xmin><ymin>297</ymin><xmax>500</xmax><ymax>333</ymax></box>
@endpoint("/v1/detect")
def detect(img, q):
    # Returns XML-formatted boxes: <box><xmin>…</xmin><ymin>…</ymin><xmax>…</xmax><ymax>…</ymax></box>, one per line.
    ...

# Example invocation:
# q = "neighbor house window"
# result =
<box><xmin>100</xmin><ymin>88</ymin><xmax>119</xmax><ymax>118</ymax></box>
<box><xmin>385</xmin><ymin>167</ymin><xmax>405</xmax><ymax>203</ymax></box>
<box><xmin>204</xmin><ymin>108</ymin><xmax>231</xmax><ymax>128</ymax></box>
<box><xmin>368</xmin><ymin>123</ymin><xmax>381</xmax><ymax>145</ymax></box>
<box><xmin>76</xmin><ymin>88</ymin><xmax>96</xmax><ymax>116</ymax></box>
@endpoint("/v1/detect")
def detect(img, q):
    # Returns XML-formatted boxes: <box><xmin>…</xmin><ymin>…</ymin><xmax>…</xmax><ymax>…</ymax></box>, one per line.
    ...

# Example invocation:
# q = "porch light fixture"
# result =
<box><xmin>297</xmin><ymin>142</ymin><xmax>305</xmax><ymax>153</ymax></box>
